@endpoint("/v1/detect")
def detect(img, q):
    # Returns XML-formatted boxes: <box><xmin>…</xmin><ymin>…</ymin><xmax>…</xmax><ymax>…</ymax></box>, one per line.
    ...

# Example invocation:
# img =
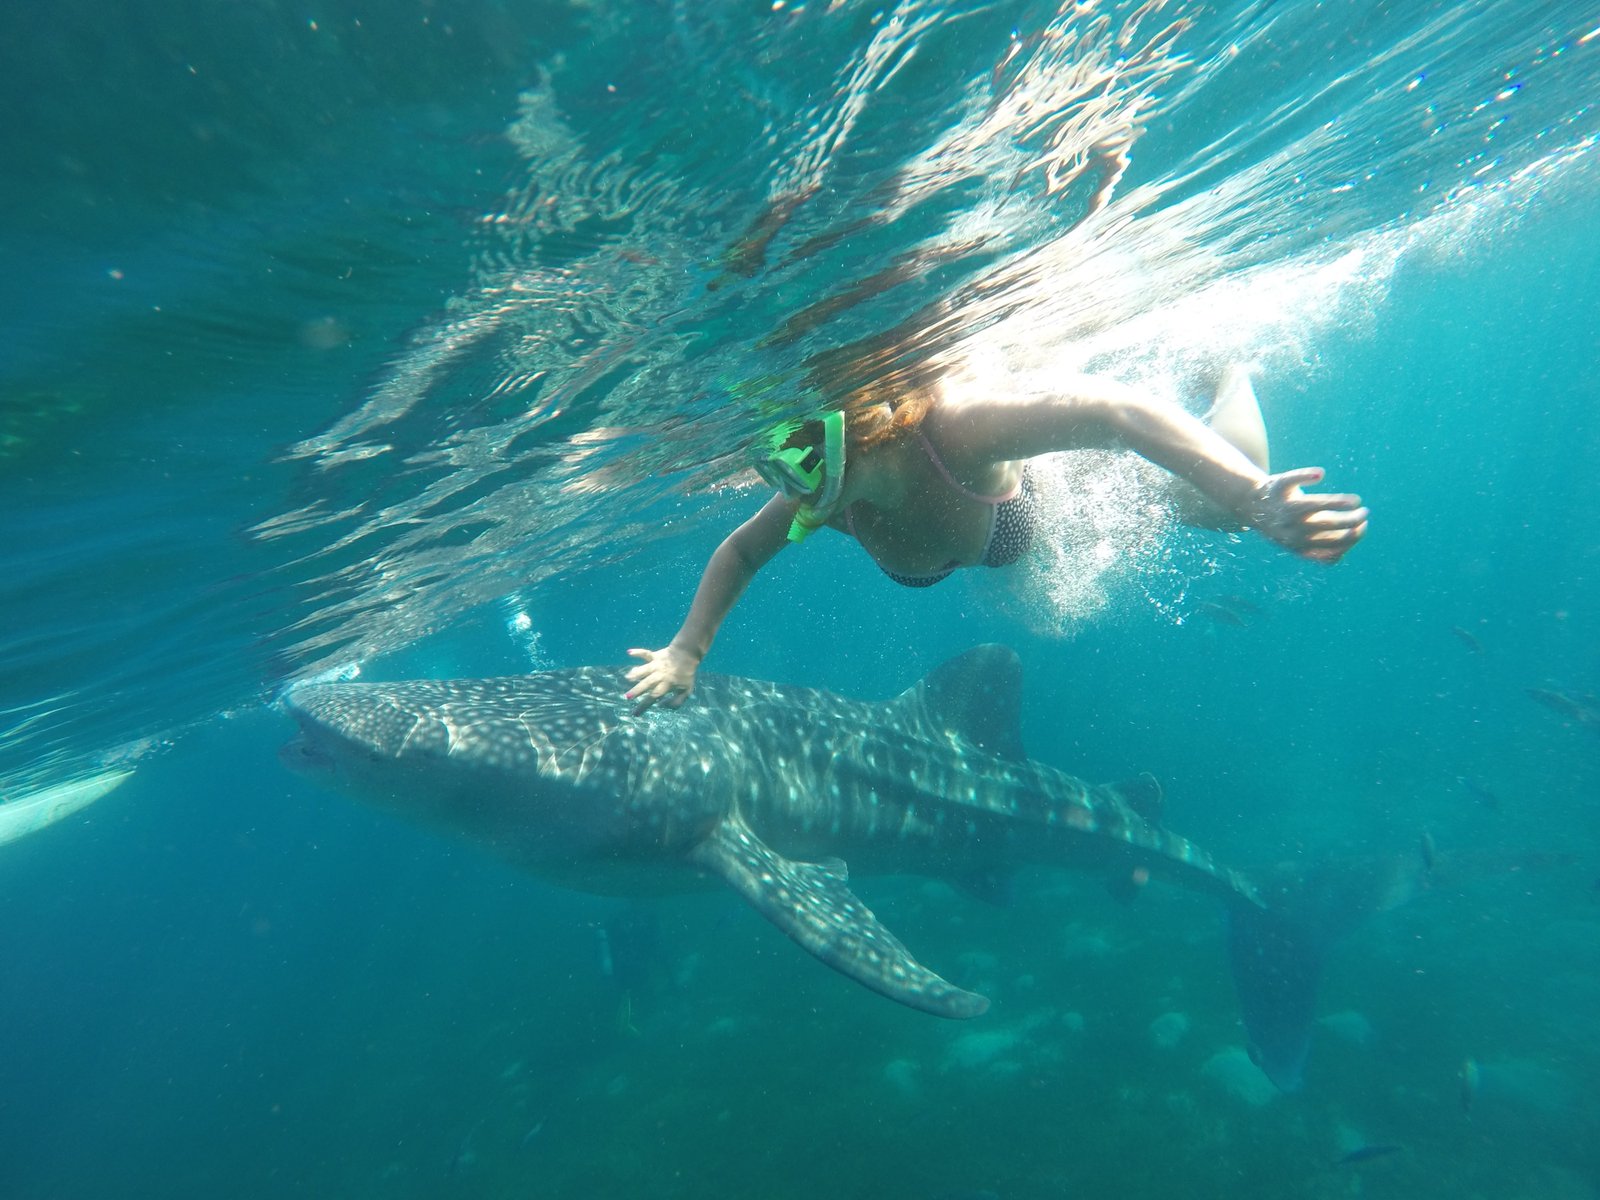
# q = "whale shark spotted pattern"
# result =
<box><xmin>282</xmin><ymin>645</ymin><xmax>1323</xmax><ymax>1078</ymax></box>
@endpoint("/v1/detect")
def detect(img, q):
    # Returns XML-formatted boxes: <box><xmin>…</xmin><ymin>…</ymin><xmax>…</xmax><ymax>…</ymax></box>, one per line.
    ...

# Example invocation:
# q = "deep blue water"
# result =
<box><xmin>4</xmin><ymin>2</ymin><xmax>1599</xmax><ymax>1197</ymax></box>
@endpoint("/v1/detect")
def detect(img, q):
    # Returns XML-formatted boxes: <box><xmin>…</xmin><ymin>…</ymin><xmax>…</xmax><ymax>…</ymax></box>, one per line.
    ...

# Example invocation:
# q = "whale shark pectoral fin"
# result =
<box><xmin>689</xmin><ymin>816</ymin><xmax>989</xmax><ymax>1019</ymax></box>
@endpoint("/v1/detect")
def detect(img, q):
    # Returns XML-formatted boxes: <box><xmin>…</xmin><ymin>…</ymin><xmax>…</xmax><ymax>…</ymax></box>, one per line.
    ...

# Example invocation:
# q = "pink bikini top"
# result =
<box><xmin>843</xmin><ymin>430</ymin><xmax>1026</xmax><ymax>587</ymax></box>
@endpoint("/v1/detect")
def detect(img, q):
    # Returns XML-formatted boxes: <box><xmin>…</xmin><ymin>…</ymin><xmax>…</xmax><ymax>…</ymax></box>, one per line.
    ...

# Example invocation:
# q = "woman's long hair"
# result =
<box><xmin>797</xmin><ymin>336</ymin><xmax>948</xmax><ymax>453</ymax></box>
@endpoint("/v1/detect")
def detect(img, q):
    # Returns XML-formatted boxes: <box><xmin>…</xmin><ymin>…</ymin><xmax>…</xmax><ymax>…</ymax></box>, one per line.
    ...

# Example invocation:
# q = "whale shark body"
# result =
<box><xmin>281</xmin><ymin>645</ymin><xmax>1327</xmax><ymax>1087</ymax></box>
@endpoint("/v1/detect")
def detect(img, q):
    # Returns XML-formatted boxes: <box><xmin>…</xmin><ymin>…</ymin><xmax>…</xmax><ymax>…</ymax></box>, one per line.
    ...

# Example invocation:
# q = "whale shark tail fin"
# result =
<box><xmin>1226</xmin><ymin>900</ymin><xmax>1332</xmax><ymax>1092</ymax></box>
<box><xmin>1227</xmin><ymin>852</ymin><xmax>1432</xmax><ymax>1091</ymax></box>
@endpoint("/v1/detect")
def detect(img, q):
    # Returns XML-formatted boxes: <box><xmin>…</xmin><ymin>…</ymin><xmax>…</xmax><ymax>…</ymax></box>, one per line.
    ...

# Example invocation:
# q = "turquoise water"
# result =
<box><xmin>4</xmin><ymin>1</ymin><xmax>1599</xmax><ymax>1196</ymax></box>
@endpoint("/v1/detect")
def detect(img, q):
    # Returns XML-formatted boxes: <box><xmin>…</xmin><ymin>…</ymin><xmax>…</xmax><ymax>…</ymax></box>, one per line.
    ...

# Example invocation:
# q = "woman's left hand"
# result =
<box><xmin>1242</xmin><ymin>468</ymin><xmax>1368</xmax><ymax>563</ymax></box>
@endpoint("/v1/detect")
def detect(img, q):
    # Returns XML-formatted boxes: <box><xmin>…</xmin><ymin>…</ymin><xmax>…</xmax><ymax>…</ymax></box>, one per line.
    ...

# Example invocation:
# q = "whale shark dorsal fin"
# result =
<box><xmin>689</xmin><ymin>815</ymin><xmax>989</xmax><ymax>1019</ymax></box>
<box><xmin>895</xmin><ymin>644</ymin><xmax>1026</xmax><ymax>761</ymax></box>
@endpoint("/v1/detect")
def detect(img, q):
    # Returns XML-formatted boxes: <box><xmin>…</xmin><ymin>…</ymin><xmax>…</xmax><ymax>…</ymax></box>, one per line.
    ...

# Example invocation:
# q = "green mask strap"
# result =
<box><xmin>787</xmin><ymin>411</ymin><xmax>846</xmax><ymax>543</ymax></box>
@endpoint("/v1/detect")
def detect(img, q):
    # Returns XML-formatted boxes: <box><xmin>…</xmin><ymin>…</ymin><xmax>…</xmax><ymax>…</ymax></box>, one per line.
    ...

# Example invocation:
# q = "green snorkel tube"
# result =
<box><xmin>755</xmin><ymin>411</ymin><xmax>847</xmax><ymax>543</ymax></box>
<box><xmin>788</xmin><ymin>410</ymin><xmax>846</xmax><ymax>542</ymax></box>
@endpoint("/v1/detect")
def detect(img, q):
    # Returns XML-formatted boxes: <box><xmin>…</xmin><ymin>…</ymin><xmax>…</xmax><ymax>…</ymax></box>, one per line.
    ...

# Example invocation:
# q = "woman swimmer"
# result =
<box><xmin>625</xmin><ymin>365</ymin><xmax>1367</xmax><ymax>711</ymax></box>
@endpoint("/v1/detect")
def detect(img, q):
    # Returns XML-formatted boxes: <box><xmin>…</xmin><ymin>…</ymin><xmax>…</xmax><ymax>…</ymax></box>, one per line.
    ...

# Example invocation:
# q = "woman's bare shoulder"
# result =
<box><xmin>926</xmin><ymin>361</ymin><xmax>996</xmax><ymax>410</ymax></box>
<box><xmin>925</xmin><ymin>367</ymin><xmax>1128</xmax><ymax>465</ymax></box>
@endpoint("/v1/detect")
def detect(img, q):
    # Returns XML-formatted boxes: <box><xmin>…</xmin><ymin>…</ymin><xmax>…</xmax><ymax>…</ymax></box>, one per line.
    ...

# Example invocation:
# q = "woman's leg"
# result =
<box><xmin>1172</xmin><ymin>364</ymin><xmax>1271</xmax><ymax>528</ymax></box>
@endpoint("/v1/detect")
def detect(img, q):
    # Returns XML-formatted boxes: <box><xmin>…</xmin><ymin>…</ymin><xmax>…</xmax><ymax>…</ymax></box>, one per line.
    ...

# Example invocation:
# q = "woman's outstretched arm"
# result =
<box><xmin>626</xmin><ymin>494</ymin><xmax>797</xmax><ymax>711</ymax></box>
<box><xmin>932</xmin><ymin>373</ymin><xmax>1368</xmax><ymax>562</ymax></box>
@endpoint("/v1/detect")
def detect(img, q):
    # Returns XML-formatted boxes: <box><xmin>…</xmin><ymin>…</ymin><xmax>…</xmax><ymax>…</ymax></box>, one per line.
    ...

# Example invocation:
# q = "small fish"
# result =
<box><xmin>1334</xmin><ymin>1144</ymin><xmax>1402</xmax><ymax>1167</ymax></box>
<box><xmin>520</xmin><ymin>1120</ymin><xmax>546</xmax><ymax>1148</ymax></box>
<box><xmin>1450</xmin><ymin>626</ymin><xmax>1484</xmax><ymax>653</ymax></box>
<box><xmin>1527</xmin><ymin>687</ymin><xmax>1600</xmax><ymax>730</ymax></box>
<box><xmin>447</xmin><ymin>1121</ymin><xmax>484</xmax><ymax>1176</ymax></box>
<box><xmin>1196</xmin><ymin>600</ymin><xmax>1249</xmax><ymax>628</ymax></box>
<box><xmin>1215</xmin><ymin>594</ymin><xmax>1263</xmax><ymax>617</ymax></box>
<box><xmin>1459</xmin><ymin>1056</ymin><xmax>1481</xmax><ymax>1115</ymax></box>
<box><xmin>1419</xmin><ymin>829</ymin><xmax>1437</xmax><ymax>875</ymax></box>
<box><xmin>617</xmin><ymin>993</ymin><xmax>641</xmax><ymax>1037</ymax></box>
<box><xmin>1456</xmin><ymin>776</ymin><xmax>1500</xmax><ymax>811</ymax></box>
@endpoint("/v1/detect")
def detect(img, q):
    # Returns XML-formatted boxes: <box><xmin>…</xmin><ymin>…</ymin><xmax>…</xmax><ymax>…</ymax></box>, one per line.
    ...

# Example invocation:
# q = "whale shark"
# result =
<box><xmin>280</xmin><ymin>644</ymin><xmax>1333</xmax><ymax>1087</ymax></box>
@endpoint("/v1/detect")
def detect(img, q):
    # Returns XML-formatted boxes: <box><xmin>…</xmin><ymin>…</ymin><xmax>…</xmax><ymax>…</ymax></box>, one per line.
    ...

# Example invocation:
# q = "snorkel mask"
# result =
<box><xmin>753</xmin><ymin>411</ymin><xmax>846</xmax><ymax>543</ymax></box>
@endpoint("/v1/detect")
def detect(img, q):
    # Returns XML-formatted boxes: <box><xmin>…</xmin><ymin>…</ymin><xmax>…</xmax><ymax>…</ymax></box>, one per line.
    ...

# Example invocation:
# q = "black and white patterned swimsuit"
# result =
<box><xmin>844</xmin><ymin>430</ymin><xmax>1039</xmax><ymax>588</ymax></box>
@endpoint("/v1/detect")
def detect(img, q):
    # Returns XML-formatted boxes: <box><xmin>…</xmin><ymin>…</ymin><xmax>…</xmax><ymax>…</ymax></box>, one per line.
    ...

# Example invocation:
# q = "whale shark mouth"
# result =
<box><xmin>278</xmin><ymin>734</ymin><xmax>335</xmax><ymax>775</ymax></box>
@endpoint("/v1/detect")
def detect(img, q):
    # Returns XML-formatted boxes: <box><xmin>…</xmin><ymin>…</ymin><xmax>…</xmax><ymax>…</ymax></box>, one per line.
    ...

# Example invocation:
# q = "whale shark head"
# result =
<box><xmin>281</xmin><ymin>669</ymin><xmax>630</xmax><ymax>784</ymax></box>
<box><xmin>276</xmin><ymin>668</ymin><xmax>742</xmax><ymax>883</ymax></box>
<box><xmin>279</xmin><ymin>670</ymin><xmax>676</xmax><ymax>870</ymax></box>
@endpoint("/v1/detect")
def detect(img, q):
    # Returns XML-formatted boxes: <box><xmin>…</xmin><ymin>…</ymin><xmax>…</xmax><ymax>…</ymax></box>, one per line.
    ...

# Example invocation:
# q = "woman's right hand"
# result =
<box><xmin>1242</xmin><ymin>468</ymin><xmax>1369</xmax><ymax>563</ymax></box>
<box><xmin>624</xmin><ymin>645</ymin><xmax>701</xmax><ymax>713</ymax></box>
